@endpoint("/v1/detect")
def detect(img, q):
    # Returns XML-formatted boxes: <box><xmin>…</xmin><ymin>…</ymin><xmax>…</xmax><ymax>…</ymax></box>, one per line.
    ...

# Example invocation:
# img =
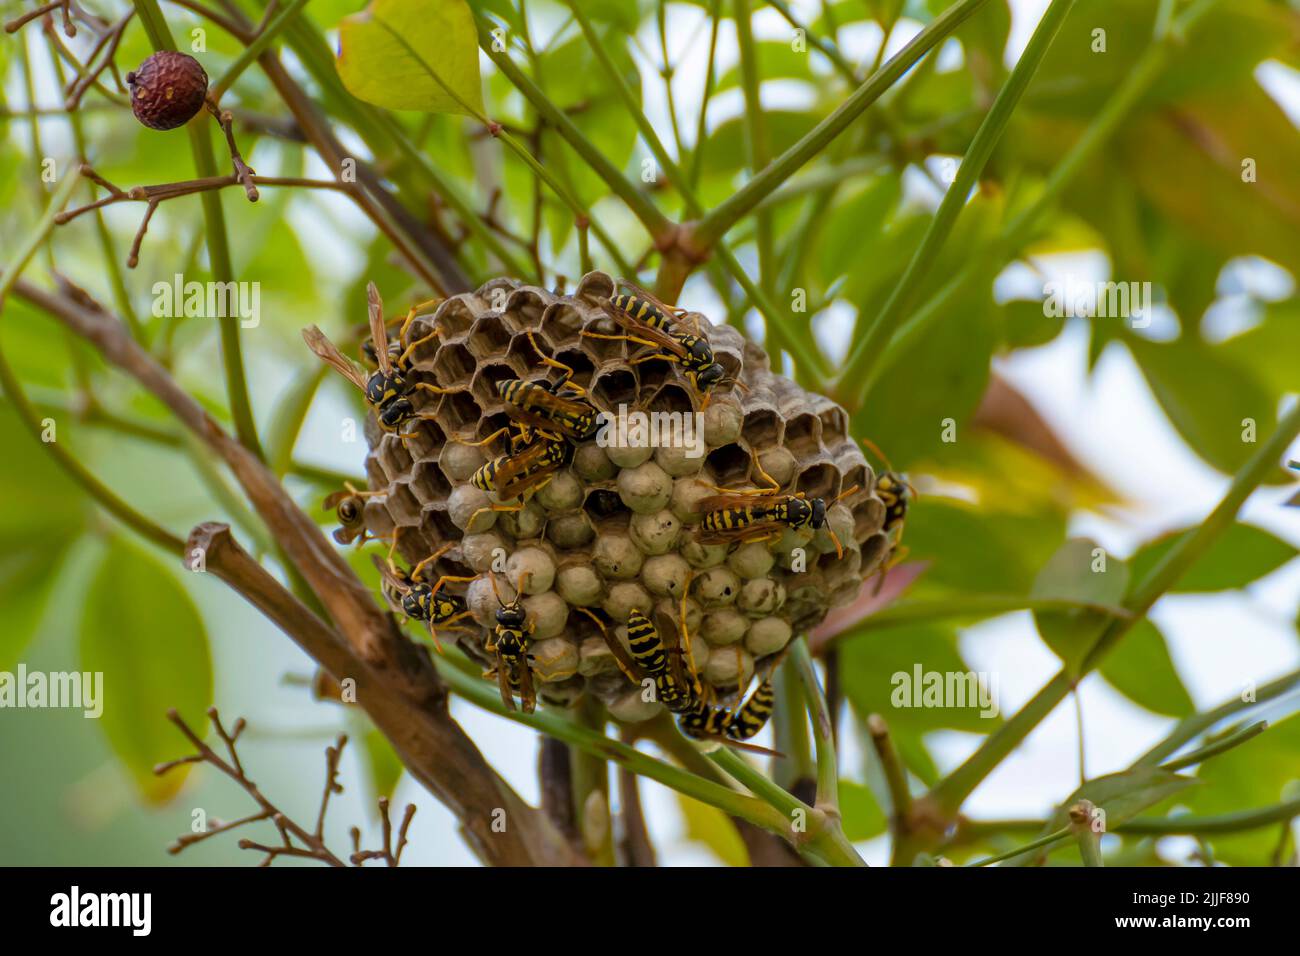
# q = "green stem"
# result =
<box><xmin>133</xmin><ymin>0</ymin><xmax>264</xmax><ymax>461</ymax></box>
<box><xmin>435</xmin><ymin>658</ymin><xmax>789</xmax><ymax>835</ymax></box>
<box><xmin>693</xmin><ymin>0</ymin><xmax>992</xmax><ymax>248</ymax></box>
<box><xmin>773</xmin><ymin>665</ymin><xmax>814</xmax><ymax>795</ymax></box>
<box><xmin>929</xmin><ymin>402</ymin><xmax>1300</xmax><ymax>818</ymax></box>
<box><xmin>570</xmin><ymin>696</ymin><xmax>614</xmax><ymax>865</ymax></box>
<box><xmin>479</xmin><ymin>27</ymin><xmax>671</xmax><ymax>242</ymax></box>
<box><xmin>842</xmin><ymin>595</ymin><xmax>1133</xmax><ymax>633</ymax></box>
<box><xmin>687</xmin><ymin>0</ymin><xmax>721</xmax><ymax>191</ymax></box>
<box><xmin>860</xmin><ymin>0</ymin><xmax>1224</xmax><ymax>398</ymax></box>
<box><xmin>1157</xmin><ymin>721</ymin><xmax>1268</xmax><ymax>774</ymax></box>
<box><xmin>842</xmin><ymin>0</ymin><xmax>1077</xmax><ymax>403</ymax></box>
<box><xmin>965</xmin><ymin>798</ymin><xmax>1300</xmax><ymax>838</ymax></box>
<box><xmin>766</xmin><ymin>0</ymin><xmax>857</xmax><ymax>82</ymax></box>
<box><xmin>733</xmin><ymin>0</ymin><xmax>774</xmax><ymax>288</ymax></box>
<box><xmin>1135</xmin><ymin>667</ymin><xmax>1300</xmax><ymax>767</ymax></box>
<box><xmin>210</xmin><ymin>0</ymin><xmax>311</xmax><ymax>101</ymax></box>
<box><xmin>791</xmin><ymin>638</ymin><xmax>839</xmax><ymax>813</ymax></box>
<box><xmin>967</xmin><ymin>827</ymin><xmax>1070</xmax><ymax>867</ymax></box>
<box><xmin>0</xmin><ymin>172</ymin><xmax>184</xmax><ymax>554</ymax></box>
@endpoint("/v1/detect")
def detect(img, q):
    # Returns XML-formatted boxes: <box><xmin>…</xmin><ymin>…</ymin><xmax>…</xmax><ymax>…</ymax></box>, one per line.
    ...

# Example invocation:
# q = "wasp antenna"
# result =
<box><xmin>488</xmin><ymin>570</ymin><xmax>504</xmax><ymax>606</ymax></box>
<box><xmin>828</xmin><ymin>527</ymin><xmax>844</xmax><ymax>561</ymax></box>
<box><xmin>859</xmin><ymin>436</ymin><xmax>893</xmax><ymax>472</ymax></box>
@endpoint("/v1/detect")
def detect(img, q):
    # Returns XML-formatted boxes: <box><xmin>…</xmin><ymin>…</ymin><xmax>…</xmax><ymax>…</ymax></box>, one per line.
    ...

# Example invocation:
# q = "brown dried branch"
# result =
<box><xmin>54</xmin><ymin>164</ymin><xmax>351</xmax><ymax>266</ymax></box>
<box><xmin>10</xmin><ymin>283</ymin><xmax>582</xmax><ymax>866</ymax></box>
<box><xmin>156</xmin><ymin>708</ymin><xmax>348</xmax><ymax>866</ymax></box>
<box><xmin>49</xmin><ymin>8</ymin><xmax>132</xmax><ymax>110</ymax></box>
<box><xmin>349</xmin><ymin>797</ymin><xmax>418</xmax><ymax>866</ymax></box>
<box><xmin>204</xmin><ymin>98</ymin><xmax>259</xmax><ymax>200</ymax></box>
<box><xmin>5</xmin><ymin>0</ymin><xmax>75</xmax><ymax>36</ymax></box>
<box><xmin>616</xmin><ymin>729</ymin><xmax>656</xmax><ymax>867</ymax></box>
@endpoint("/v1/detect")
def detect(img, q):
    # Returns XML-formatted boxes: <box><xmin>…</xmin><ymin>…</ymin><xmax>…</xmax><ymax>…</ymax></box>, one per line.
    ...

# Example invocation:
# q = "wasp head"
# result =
<box><xmin>696</xmin><ymin>362</ymin><xmax>726</xmax><ymax>388</ymax></box>
<box><xmin>496</xmin><ymin>603</ymin><xmax>527</xmax><ymax>628</ymax></box>
<box><xmin>808</xmin><ymin>497</ymin><xmax>828</xmax><ymax>529</ymax></box>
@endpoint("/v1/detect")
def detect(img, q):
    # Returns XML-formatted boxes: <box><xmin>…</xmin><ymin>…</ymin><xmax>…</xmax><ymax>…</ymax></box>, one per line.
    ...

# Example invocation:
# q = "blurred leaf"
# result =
<box><xmin>818</xmin><ymin>176</ymin><xmax>901</xmax><ymax>285</ymax></box>
<box><xmin>337</xmin><ymin>0</ymin><xmax>484</xmax><ymax>116</ymax></box>
<box><xmin>79</xmin><ymin>538</ymin><xmax>213</xmax><ymax>803</ymax></box>
<box><xmin>840</xmin><ymin>623</ymin><xmax>1000</xmax><ymax>735</ymax></box>
<box><xmin>1032</xmin><ymin>538</ymin><xmax>1129</xmax><ymax>672</ymax></box>
<box><xmin>675</xmin><ymin>793</ymin><xmax>748</xmax><ymax>866</ymax></box>
<box><xmin>1128</xmin><ymin>523</ymin><xmax>1297</xmax><ymax>594</ymax></box>
<box><xmin>1012</xmin><ymin>766</ymin><xmax>1198</xmax><ymax>865</ymax></box>
<box><xmin>1098</xmin><ymin>619</ymin><xmax>1194</xmax><ymax>718</ymax></box>
<box><xmin>903</xmin><ymin>498</ymin><xmax>1067</xmax><ymax>595</ymax></box>
<box><xmin>1128</xmin><ymin>336</ymin><xmax>1278</xmax><ymax>475</ymax></box>
<box><xmin>839</xmin><ymin>779</ymin><xmax>887</xmax><ymax>841</ymax></box>
<box><xmin>362</xmin><ymin>727</ymin><xmax>404</xmax><ymax>798</ymax></box>
<box><xmin>1218</xmin><ymin>298</ymin><xmax>1300</xmax><ymax>399</ymax></box>
<box><xmin>0</xmin><ymin>541</ymin><xmax>68</xmax><ymax>670</ymax></box>
<box><xmin>716</xmin><ymin>41</ymin><xmax>817</xmax><ymax>92</ymax></box>
<box><xmin>1186</xmin><ymin>713</ymin><xmax>1300</xmax><ymax>865</ymax></box>
<box><xmin>998</xmin><ymin>298</ymin><xmax>1064</xmax><ymax>350</ymax></box>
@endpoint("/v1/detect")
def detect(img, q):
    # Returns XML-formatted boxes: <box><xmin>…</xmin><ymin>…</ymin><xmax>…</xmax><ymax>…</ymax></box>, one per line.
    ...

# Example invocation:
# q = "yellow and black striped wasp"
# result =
<box><xmin>372</xmin><ymin>544</ymin><xmax>475</xmax><ymax>653</ymax></box>
<box><xmin>577</xmin><ymin>595</ymin><xmax>779</xmax><ymax>755</ymax></box>
<box><xmin>483</xmin><ymin>571</ymin><xmax>537</xmax><ymax>714</ymax></box>
<box><xmin>302</xmin><ymin>283</ymin><xmax>448</xmax><ymax>438</ymax></box>
<box><xmin>468</xmin><ymin>429</ymin><xmax>573</xmax><ymax>528</ymax></box>
<box><xmin>861</xmin><ymin>438</ymin><xmax>915</xmax><ymax>592</ymax></box>
<box><xmin>694</xmin><ymin>464</ymin><xmax>860</xmax><ymax>560</ymax></box>
<box><xmin>582</xmin><ymin>281</ymin><xmax>731</xmax><ymax>406</ymax></box>
<box><xmin>495</xmin><ymin>330</ymin><xmax>600</xmax><ymax>442</ymax></box>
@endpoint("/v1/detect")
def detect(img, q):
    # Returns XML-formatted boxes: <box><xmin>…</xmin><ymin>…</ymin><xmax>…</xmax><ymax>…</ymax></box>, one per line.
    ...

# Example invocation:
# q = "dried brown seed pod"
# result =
<box><xmin>127</xmin><ymin>52</ymin><xmax>208</xmax><ymax>131</ymax></box>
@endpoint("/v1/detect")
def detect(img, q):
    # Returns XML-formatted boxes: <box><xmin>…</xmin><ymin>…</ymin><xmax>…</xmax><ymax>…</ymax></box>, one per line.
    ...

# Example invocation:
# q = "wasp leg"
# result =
<box><xmin>396</xmin><ymin>297</ymin><xmax>443</xmax><ymax>340</ymax></box>
<box><xmin>410</xmin><ymin>381</ymin><xmax>457</xmax><ymax>396</ymax></box>
<box><xmin>396</xmin><ymin>330</ymin><xmax>438</xmax><ymax>367</ymax></box>
<box><xmin>428</xmin><ymin>574</ymin><xmax>477</xmax><ymax>596</ymax></box>
<box><xmin>580</xmin><ymin>330</ymin><xmax>664</xmax><ymax>352</ymax></box>
<box><xmin>467</xmin><ymin>500</ymin><xmax>524</xmax><ymax>529</ymax></box>
<box><xmin>677</xmin><ymin>574</ymin><xmax>704</xmax><ymax>701</ymax></box>
<box><xmin>451</xmin><ymin>425</ymin><xmax>524</xmax><ymax>450</ymax></box>
<box><xmin>524</xmin><ymin>329</ymin><xmax>587</xmax><ymax>395</ymax></box>
<box><xmin>628</xmin><ymin>351</ymin><xmax>681</xmax><ymax>367</ymax></box>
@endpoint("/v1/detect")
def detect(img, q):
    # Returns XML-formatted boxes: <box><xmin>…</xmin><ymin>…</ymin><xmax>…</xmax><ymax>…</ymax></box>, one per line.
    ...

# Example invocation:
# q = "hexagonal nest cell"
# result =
<box><xmin>345</xmin><ymin>270</ymin><xmax>890</xmax><ymax>718</ymax></box>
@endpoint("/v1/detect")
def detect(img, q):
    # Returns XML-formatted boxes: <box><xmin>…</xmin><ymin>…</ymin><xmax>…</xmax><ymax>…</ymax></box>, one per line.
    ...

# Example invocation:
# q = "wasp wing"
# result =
<box><xmin>303</xmin><ymin>326</ymin><xmax>369</xmax><ymax>391</ymax></box>
<box><xmin>366</xmin><ymin>281</ymin><xmax>393</xmax><ymax>376</ymax></box>
<box><xmin>596</xmin><ymin>299</ymin><xmax>690</xmax><ymax>360</ymax></box>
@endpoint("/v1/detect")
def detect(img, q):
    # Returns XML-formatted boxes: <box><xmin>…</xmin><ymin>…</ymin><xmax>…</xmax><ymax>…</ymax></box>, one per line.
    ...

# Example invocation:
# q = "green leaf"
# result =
<box><xmin>1128</xmin><ymin>522</ymin><xmax>1297</xmax><ymax>594</ymax></box>
<box><xmin>0</xmin><ymin>541</ymin><xmax>69</xmax><ymax>670</ymax></box>
<box><xmin>361</xmin><ymin>726</ymin><xmax>405</xmax><ymax>799</ymax></box>
<box><xmin>79</xmin><ymin>538</ymin><xmax>213</xmax><ymax>803</ymax></box>
<box><xmin>1011</xmin><ymin>766</ymin><xmax>1198</xmax><ymax>865</ymax></box>
<box><xmin>1128</xmin><ymin>336</ymin><xmax>1278</xmax><ymax>476</ymax></box>
<box><xmin>839</xmin><ymin>779</ymin><xmax>888</xmax><ymax>841</ymax></box>
<box><xmin>1031</xmin><ymin>538</ymin><xmax>1129</xmax><ymax>672</ymax></box>
<box><xmin>1186</xmin><ymin>714</ymin><xmax>1300</xmax><ymax>865</ymax></box>
<box><xmin>1098</xmin><ymin>619</ymin><xmax>1194</xmax><ymax>718</ymax></box>
<box><xmin>839</xmin><ymin>624</ymin><xmax>1001</xmax><ymax>736</ymax></box>
<box><xmin>337</xmin><ymin>0</ymin><xmax>484</xmax><ymax>116</ymax></box>
<box><xmin>716</xmin><ymin>41</ymin><xmax>816</xmax><ymax>93</ymax></box>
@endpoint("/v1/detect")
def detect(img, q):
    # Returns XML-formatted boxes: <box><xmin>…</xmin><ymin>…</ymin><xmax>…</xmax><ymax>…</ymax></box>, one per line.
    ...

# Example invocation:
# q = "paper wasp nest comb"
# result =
<box><xmin>357</xmin><ymin>271</ymin><xmax>891</xmax><ymax>718</ymax></box>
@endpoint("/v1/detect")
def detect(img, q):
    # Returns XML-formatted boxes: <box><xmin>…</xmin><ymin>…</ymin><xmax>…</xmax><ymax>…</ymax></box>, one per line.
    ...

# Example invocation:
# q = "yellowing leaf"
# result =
<box><xmin>336</xmin><ymin>0</ymin><xmax>484</xmax><ymax>116</ymax></box>
<box><xmin>674</xmin><ymin>793</ymin><xmax>748</xmax><ymax>867</ymax></box>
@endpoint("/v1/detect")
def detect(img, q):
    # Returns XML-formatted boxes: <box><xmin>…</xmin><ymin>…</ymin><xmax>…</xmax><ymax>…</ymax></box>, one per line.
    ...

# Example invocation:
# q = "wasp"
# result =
<box><xmin>372</xmin><ymin>545</ymin><xmax>475</xmax><ymax>653</ymax></box>
<box><xmin>322</xmin><ymin>482</ymin><xmax>386</xmax><ymax>546</ymax></box>
<box><xmin>577</xmin><ymin>589</ymin><xmax>779</xmax><ymax>756</ymax></box>
<box><xmin>581</xmin><ymin>281</ymin><xmax>731</xmax><ymax>406</ymax></box>
<box><xmin>495</xmin><ymin>330</ymin><xmax>599</xmax><ymax>442</ymax></box>
<box><xmin>303</xmin><ymin>283</ymin><xmax>449</xmax><ymax>438</ymax></box>
<box><xmin>695</xmin><ymin>465</ymin><xmax>860</xmax><ymax>560</ymax></box>
<box><xmin>467</xmin><ymin>431</ymin><xmax>573</xmax><ymax>528</ymax></box>
<box><xmin>483</xmin><ymin>571</ymin><xmax>537</xmax><ymax>714</ymax></box>
<box><xmin>861</xmin><ymin>438</ymin><xmax>914</xmax><ymax>592</ymax></box>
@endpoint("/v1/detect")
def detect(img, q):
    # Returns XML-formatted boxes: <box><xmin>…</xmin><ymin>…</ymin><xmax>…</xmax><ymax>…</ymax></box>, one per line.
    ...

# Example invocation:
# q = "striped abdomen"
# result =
<box><xmin>726</xmin><ymin>679</ymin><xmax>776</xmax><ymax>740</ymax></box>
<box><xmin>701</xmin><ymin>505</ymin><xmax>762</xmax><ymax>534</ymax></box>
<box><xmin>626</xmin><ymin>609</ymin><xmax>668</xmax><ymax>676</ymax></box>
<box><xmin>613</xmin><ymin>293</ymin><xmax>672</xmax><ymax>333</ymax></box>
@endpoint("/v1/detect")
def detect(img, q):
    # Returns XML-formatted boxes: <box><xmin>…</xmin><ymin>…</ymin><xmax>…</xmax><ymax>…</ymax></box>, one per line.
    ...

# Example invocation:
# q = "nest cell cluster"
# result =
<box><xmin>351</xmin><ymin>271</ymin><xmax>890</xmax><ymax>719</ymax></box>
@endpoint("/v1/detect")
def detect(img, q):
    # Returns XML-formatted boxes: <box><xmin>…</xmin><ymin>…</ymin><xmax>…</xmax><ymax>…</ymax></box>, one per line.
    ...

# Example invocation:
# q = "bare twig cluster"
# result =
<box><xmin>155</xmin><ymin>708</ymin><xmax>416</xmax><ymax>867</ymax></box>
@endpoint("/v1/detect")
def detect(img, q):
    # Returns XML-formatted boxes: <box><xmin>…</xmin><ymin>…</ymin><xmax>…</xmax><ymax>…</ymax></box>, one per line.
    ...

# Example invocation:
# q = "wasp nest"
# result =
<box><xmin>355</xmin><ymin>271</ymin><xmax>890</xmax><ymax>719</ymax></box>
